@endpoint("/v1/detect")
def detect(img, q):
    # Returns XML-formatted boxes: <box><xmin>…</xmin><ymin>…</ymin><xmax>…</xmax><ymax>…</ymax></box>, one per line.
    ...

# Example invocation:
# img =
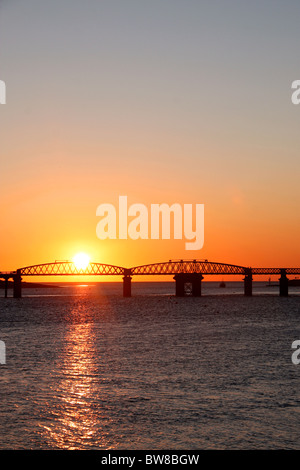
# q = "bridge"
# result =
<box><xmin>1</xmin><ymin>259</ymin><xmax>300</xmax><ymax>298</ymax></box>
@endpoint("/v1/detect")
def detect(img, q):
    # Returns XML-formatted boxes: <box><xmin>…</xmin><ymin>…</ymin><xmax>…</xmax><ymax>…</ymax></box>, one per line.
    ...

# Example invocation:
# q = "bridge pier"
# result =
<box><xmin>13</xmin><ymin>271</ymin><xmax>22</xmax><ymax>298</ymax></box>
<box><xmin>123</xmin><ymin>269</ymin><xmax>132</xmax><ymax>297</ymax></box>
<box><xmin>174</xmin><ymin>273</ymin><xmax>185</xmax><ymax>296</ymax></box>
<box><xmin>174</xmin><ymin>273</ymin><xmax>203</xmax><ymax>297</ymax></box>
<box><xmin>244</xmin><ymin>268</ymin><xmax>253</xmax><ymax>297</ymax></box>
<box><xmin>279</xmin><ymin>269</ymin><xmax>289</xmax><ymax>297</ymax></box>
<box><xmin>4</xmin><ymin>277</ymin><xmax>8</xmax><ymax>298</ymax></box>
<box><xmin>192</xmin><ymin>273</ymin><xmax>203</xmax><ymax>297</ymax></box>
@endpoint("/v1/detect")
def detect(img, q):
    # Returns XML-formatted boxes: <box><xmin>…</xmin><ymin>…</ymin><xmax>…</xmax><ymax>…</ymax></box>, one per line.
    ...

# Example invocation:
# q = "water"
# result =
<box><xmin>0</xmin><ymin>282</ymin><xmax>299</xmax><ymax>449</ymax></box>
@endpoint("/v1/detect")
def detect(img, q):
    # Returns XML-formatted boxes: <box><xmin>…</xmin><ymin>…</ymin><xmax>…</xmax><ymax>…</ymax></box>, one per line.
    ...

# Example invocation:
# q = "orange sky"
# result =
<box><xmin>0</xmin><ymin>2</ymin><xmax>299</xmax><ymax>280</ymax></box>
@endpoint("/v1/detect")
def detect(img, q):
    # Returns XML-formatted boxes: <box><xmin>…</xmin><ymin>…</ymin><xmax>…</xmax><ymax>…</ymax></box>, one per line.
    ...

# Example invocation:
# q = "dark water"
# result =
<box><xmin>0</xmin><ymin>282</ymin><xmax>299</xmax><ymax>449</ymax></box>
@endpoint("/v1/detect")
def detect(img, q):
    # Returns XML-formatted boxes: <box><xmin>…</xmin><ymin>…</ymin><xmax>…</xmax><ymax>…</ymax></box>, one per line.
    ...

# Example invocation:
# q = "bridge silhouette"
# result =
<box><xmin>1</xmin><ymin>259</ymin><xmax>300</xmax><ymax>298</ymax></box>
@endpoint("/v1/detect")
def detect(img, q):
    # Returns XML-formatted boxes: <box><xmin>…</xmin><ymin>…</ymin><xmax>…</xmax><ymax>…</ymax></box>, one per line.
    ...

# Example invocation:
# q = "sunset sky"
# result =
<box><xmin>0</xmin><ymin>0</ymin><xmax>299</xmax><ymax>277</ymax></box>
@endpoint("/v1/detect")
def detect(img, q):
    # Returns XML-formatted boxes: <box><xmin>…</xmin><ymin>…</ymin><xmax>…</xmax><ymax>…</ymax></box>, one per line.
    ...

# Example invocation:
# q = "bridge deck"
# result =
<box><xmin>1</xmin><ymin>260</ymin><xmax>300</xmax><ymax>278</ymax></box>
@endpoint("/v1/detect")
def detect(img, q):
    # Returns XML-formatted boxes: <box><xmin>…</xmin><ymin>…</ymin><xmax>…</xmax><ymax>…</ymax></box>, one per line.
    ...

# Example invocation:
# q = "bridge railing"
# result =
<box><xmin>4</xmin><ymin>260</ymin><xmax>300</xmax><ymax>278</ymax></box>
<box><xmin>19</xmin><ymin>262</ymin><xmax>125</xmax><ymax>276</ymax></box>
<box><xmin>252</xmin><ymin>268</ymin><xmax>300</xmax><ymax>275</ymax></box>
<box><xmin>131</xmin><ymin>260</ymin><xmax>247</xmax><ymax>275</ymax></box>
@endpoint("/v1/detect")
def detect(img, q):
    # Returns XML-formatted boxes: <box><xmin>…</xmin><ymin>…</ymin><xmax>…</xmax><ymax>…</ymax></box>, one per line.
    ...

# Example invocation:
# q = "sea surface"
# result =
<box><xmin>0</xmin><ymin>281</ymin><xmax>299</xmax><ymax>450</ymax></box>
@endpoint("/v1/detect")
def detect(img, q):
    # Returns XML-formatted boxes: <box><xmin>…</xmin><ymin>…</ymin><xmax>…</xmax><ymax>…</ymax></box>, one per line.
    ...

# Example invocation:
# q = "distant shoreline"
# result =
<box><xmin>2</xmin><ymin>280</ymin><xmax>298</xmax><ymax>289</ymax></box>
<box><xmin>0</xmin><ymin>280</ymin><xmax>60</xmax><ymax>289</ymax></box>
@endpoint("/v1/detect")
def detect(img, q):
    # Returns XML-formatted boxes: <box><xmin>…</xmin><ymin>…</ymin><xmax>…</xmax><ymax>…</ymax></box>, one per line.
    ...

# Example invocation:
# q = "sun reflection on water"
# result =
<box><xmin>41</xmin><ymin>315</ymin><xmax>111</xmax><ymax>449</ymax></box>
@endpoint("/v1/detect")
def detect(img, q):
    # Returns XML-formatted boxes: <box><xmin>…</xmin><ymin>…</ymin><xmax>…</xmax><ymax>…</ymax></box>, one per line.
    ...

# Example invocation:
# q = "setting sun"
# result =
<box><xmin>73</xmin><ymin>252</ymin><xmax>90</xmax><ymax>270</ymax></box>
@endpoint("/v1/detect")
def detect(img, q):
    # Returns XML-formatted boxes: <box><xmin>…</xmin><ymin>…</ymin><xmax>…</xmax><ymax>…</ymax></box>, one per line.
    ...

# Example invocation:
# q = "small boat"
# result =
<box><xmin>219</xmin><ymin>281</ymin><xmax>226</xmax><ymax>288</ymax></box>
<box><xmin>266</xmin><ymin>277</ymin><xmax>278</xmax><ymax>287</ymax></box>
